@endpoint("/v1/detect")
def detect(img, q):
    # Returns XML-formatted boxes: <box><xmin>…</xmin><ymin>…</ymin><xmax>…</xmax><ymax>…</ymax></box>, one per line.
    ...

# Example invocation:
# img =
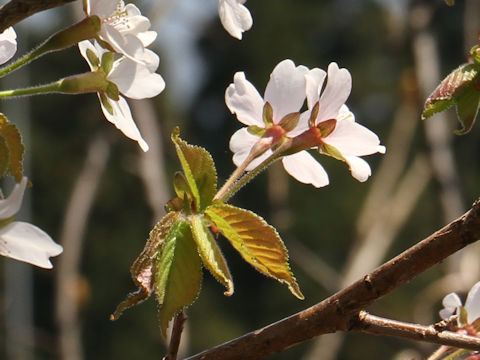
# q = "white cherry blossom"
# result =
<box><xmin>440</xmin><ymin>281</ymin><xmax>480</xmax><ymax>326</ymax></box>
<box><xmin>84</xmin><ymin>0</ymin><xmax>157</xmax><ymax>69</ymax></box>
<box><xmin>286</xmin><ymin>62</ymin><xmax>386</xmax><ymax>187</ymax></box>
<box><xmin>218</xmin><ymin>0</ymin><xmax>253</xmax><ymax>40</ymax></box>
<box><xmin>226</xmin><ymin>59</ymin><xmax>309</xmax><ymax>170</ymax></box>
<box><xmin>79</xmin><ymin>40</ymin><xmax>165</xmax><ymax>152</ymax></box>
<box><xmin>0</xmin><ymin>177</ymin><xmax>62</xmax><ymax>269</ymax></box>
<box><xmin>0</xmin><ymin>27</ymin><xmax>17</xmax><ymax>65</ymax></box>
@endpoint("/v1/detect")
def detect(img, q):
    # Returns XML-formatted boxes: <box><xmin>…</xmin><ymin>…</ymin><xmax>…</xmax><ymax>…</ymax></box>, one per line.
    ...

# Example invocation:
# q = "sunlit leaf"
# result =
<box><xmin>110</xmin><ymin>212</ymin><xmax>180</xmax><ymax>321</ymax></box>
<box><xmin>422</xmin><ymin>64</ymin><xmax>480</xmax><ymax>134</ymax></box>
<box><xmin>190</xmin><ymin>214</ymin><xmax>233</xmax><ymax>296</ymax></box>
<box><xmin>455</xmin><ymin>82</ymin><xmax>480</xmax><ymax>134</ymax></box>
<box><xmin>205</xmin><ymin>203</ymin><xmax>303</xmax><ymax>299</ymax></box>
<box><xmin>154</xmin><ymin>219</ymin><xmax>203</xmax><ymax>337</ymax></box>
<box><xmin>0</xmin><ymin>113</ymin><xmax>24</xmax><ymax>182</ymax></box>
<box><xmin>171</xmin><ymin>128</ymin><xmax>217</xmax><ymax>212</ymax></box>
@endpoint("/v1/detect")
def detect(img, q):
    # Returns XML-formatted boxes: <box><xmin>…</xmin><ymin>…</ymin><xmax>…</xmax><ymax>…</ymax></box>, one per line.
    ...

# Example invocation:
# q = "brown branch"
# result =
<box><xmin>185</xmin><ymin>199</ymin><xmax>480</xmax><ymax>360</ymax></box>
<box><xmin>166</xmin><ymin>311</ymin><xmax>187</xmax><ymax>360</ymax></box>
<box><xmin>353</xmin><ymin>311</ymin><xmax>480</xmax><ymax>351</ymax></box>
<box><xmin>0</xmin><ymin>0</ymin><xmax>78</xmax><ymax>33</ymax></box>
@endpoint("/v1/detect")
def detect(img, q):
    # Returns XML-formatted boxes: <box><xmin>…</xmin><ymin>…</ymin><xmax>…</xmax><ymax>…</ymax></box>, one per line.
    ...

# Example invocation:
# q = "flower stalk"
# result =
<box><xmin>0</xmin><ymin>16</ymin><xmax>100</xmax><ymax>78</ymax></box>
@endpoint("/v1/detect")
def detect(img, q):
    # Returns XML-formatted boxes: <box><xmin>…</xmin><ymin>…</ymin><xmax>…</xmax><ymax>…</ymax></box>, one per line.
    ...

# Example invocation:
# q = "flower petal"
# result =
<box><xmin>0</xmin><ymin>221</ymin><xmax>62</xmax><ymax>269</ymax></box>
<box><xmin>281</xmin><ymin>151</ymin><xmax>329</xmax><ymax>188</ymax></box>
<box><xmin>109</xmin><ymin>57</ymin><xmax>165</xmax><ymax>99</ymax></box>
<box><xmin>465</xmin><ymin>281</ymin><xmax>480</xmax><ymax>324</ymax></box>
<box><xmin>439</xmin><ymin>292</ymin><xmax>462</xmax><ymax>320</ymax></box>
<box><xmin>226</xmin><ymin>72</ymin><xmax>264</xmax><ymax>126</ymax></box>
<box><xmin>229</xmin><ymin>127</ymin><xmax>270</xmax><ymax>170</ymax></box>
<box><xmin>316</xmin><ymin>62</ymin><xmax>352</xmax><ymax>123</ymax></box>
<box><xmin>0</xmin><ymin>27</ymin><xmax>17</xmax><ymax>65</ymax></box>
<box><xmin>343</xmin><ymin>155</ymin><xmax>372</xmax><ymax>182</ymax></box>
<box><xmin>0</xmin><ymin>177</ymin><xmax>27</xmax><ymax>219</ymax></box>
<box><xmin>99</xmin><ymin>95</ymin><xmax>149</xmax><ymax>152</ymax></box>
<box><xmin>218</xmin><ymin>0</ymin><xmax>253</xmax><ymax>40</ymax></box>
<box><xmin>264</xmin><ymin>59</ymin><xmax>309</xmax><ymax>123</ymax></box>
<box><xmin>86</xmin><ymin>0</ymin><xmax>119</xmax><ymax>18</ymax></box>
<box><xmin>324</xmin><ymin>107</ymin><xmax>385</xmax><ymax>156</ymax></box>
<box><xmin>305</xmin><ymin>68</ymin><xmax>326</xmax><ymax>109</ymax></box>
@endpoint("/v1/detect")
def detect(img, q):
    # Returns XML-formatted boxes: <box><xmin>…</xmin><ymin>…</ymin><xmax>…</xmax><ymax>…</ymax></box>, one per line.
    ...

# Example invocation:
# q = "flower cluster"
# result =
<box><xmin>226</xmin><ymin>59</ymin><xmax>385</xmax><ymax>188</ymax></box>
<box><xmin>79</xmin><ymin>0</ymin><xmax>165</xmax><ymax>152</ymax></box>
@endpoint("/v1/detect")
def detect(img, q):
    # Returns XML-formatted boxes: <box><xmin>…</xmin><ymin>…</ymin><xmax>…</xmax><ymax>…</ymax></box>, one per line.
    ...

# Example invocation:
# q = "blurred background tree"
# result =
<box><xmin>1</xmin><ymin>0</ymin><xmax>480</xmax><ymax>359</ymax></box>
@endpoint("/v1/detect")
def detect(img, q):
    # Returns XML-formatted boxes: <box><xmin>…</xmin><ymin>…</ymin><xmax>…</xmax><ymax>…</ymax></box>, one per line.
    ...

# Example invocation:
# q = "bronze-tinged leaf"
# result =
<box><xmin>0</xmin><ymin>113</ymin><xmax>24</xmax><ymax>182</ymax></box>
<box><xmin>171</xmin><ymin>128</ymin><xmax>217</xmax><ymax>212</ymax></box>
<box><xmin>205</xmin><ymin>203</ymin><xmax>303</xmax><ymax>300</ymax></box>
<box><xmin>154</xmin><ymin>220</ymin><xmax>203</xmax><ymax>337</ymax></box>
<box><xmin>422</xmin><ymin>64</ymin><xmax>479</xmax><ymax>121</ymax></box>
<box><xmin>189</xmin><ymin>214</ymin><xmax>233</xmax><ymax>296</ymax></box>
<box><xmin>110</xmin><ymin>212</ymin><xmax>180</xmax><ymax>321</ymax></box>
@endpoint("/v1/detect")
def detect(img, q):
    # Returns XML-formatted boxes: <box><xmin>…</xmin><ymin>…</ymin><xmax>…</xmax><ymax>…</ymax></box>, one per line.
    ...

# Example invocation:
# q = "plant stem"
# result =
<box><xmin>0</xmin><ymin>81</ymin><xmax>63</xmax><ymax>98</ymax></box>
<box><xmin>0</xmin><ymin>16</ymin><xmax>100</xmax><ymax>78</ymax></box>
<box><xmin>165</xmin><ymin>311</ymin><xmax>187</xmax><ymax>360</ymax></box>
<box><xmin>214</xmin><ymin>141</ymin><xmax>291</xmax><ymax>203</ymax></box>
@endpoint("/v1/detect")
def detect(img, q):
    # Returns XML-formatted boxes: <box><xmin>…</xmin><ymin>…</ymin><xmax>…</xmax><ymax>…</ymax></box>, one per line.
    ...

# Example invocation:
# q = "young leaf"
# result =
<box><xmin>110</xmin><ymin>211</ymin><xmax>180</xmax><ymax>321</ymax></box>
<box><xmin>171</xmin><ymin>128</ymin><xmax>217</xmax><ymax>212</ymax></box>
<box><xmin>189</xmin><ymin>214</ymin><xmax>234</xmax><ymax>296</ymax></box>
<box><xmin>205</xmin><ymin>203</ymin><xmax>303</xmax><ymax>299</ymax></box>
<box><xmin>422</xmin><ymin>64</ymin><xmax>480</xmax><ymax>133</ymax></box>
<box><xmin>455</xmin><ymin>82</ymin><xmax>480</xmax><ymax>134</ymax></box>
<box><xmin>154</xmin><ymin>219</ymin><xmax>203</xmax><ymax>337</ymax></box>
<box><xmin>0</xmin><ymin>113</ymin><xmax>24</xmax><ymax>182</ymax></box>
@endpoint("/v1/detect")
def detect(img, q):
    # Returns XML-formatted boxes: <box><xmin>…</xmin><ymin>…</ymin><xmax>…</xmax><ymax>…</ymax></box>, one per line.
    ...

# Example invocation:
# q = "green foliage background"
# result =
<box><xmin>1</xmin><ymin>0</ymin><xmax>480</xmax><ymax>359</ymax></box>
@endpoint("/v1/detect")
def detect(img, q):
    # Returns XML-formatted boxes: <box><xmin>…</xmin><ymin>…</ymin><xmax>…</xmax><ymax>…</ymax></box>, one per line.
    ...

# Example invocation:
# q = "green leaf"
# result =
<box><xmin>110</xmin><ymin>211</ymin><xmax>180</xmax><ymax>321</ymax></box>
<box><xmin>205</xmin><ymin>203</ymin><xmax>303</xmax><ymax>299</ymax></box>
<box><xmin>455</xmin><ymin>82</ymin><xmax>480</xmax><ymax>134</ymax></box>
<box><xmin>189</xmin><ymin>215</ymin><xmax>233</xmax><ymax>296</ymax></box>
<box><xmin>171</xmin><ymin>128</ymin><xmax>217</xmax><ymax>212</ymax></box>
<box><xmin>422</xmin><ymin>64</ymin><xmax>479</xmax><ymax>121</ymax></box>
<box><xmin>0</xmin><ymin>113</ymin><xmax>24</xmax><ymax>182</ymax></box>
<box><xmin>154</xmin><ymin>219</ymin><xmax>203</xmax><ymax>337</ymax></box>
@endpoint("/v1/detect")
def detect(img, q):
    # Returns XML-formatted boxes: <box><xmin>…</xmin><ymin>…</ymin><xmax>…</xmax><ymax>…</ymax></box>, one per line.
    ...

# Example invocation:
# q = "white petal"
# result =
<box><xmin>0</xmin><ymin>221</ymin><xmax>62</xmax><ymax>269</ymax></box>
<box><xmin>317</xmin><ymin>63</ymin><xmax>352</xmax><ymax>123</ymax></box>
<box><xmin>305</xmin><ymin>68</ymin><xmax>326</xmax><ymax>109</ymax></box>
<box><xmin>86</xmin><ymin>0</ymin><xmax>119</xmax><ymax>18</ymax></box>
<box><xmin>218</xmin><ymin>0</ymin><xmax>253</xmax><ymax>40</ymax></box>
<box><xmin>281</xmin><ymin>151</ymin><xmax>329</xmax><ymax>188</ymax></box>
<box><xmin>78</xmin><ymin>40</ymin><xmax>104</xmax><ymax>71</ymax></box>
<box><xmin>324</xmin><ymin>111</ymin><xmax>384</xmax><ymax>157</ymax></box>
<box><xmin>100</xmin><ymin>25</ymin><xmax>144</xmax><ymax>63</ymax></box>
<box><xmin>225</xmin><ymin>72</ymin><xmax>264</xmax><ymax>126</ymax></box>
<box><xmin>0</xmin><ymin>27</ymin><xmax>17</xmax><ymax>65</ymax></box>
<box><xmin>439</xmin><ymin>292</ymin><xmax>462</xmax><ymax>319</ymax></box>
<box><xmin>137</xmin><ymin>31</ymin><xmax>157</xmax><ymax>47</ymax></box>
<box><xmin>264</xmin><ymin>59</ymin><xmax>308</xmax><ymax>123</ymax></box>
<box><xmin>229</xmin><ymin>128</ymin><xmax>271</xmax><ymax>170</ymax></box>
<box><xmin>99</xmin><ymin>95</ymin><xmax>149</xmax><ymax>152</ymax></box>
<box><xmin>343</xmin><ymin>155</ymin><xmax>371</xmax><ymax>182</ymax></box>
<box><xmin>109</xmin><ymin>57</ymin><xmax>165</xmax><ymax>99</ymax></box>
<box><xmin>465</xmin><ymin>281</ymin><xmax>480</xmax><ymax>323</ymax></box>
<box><xmin>0</xmin><ymin>177</ymin><xmax>27</xmax><ymax>219</ymax></box>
